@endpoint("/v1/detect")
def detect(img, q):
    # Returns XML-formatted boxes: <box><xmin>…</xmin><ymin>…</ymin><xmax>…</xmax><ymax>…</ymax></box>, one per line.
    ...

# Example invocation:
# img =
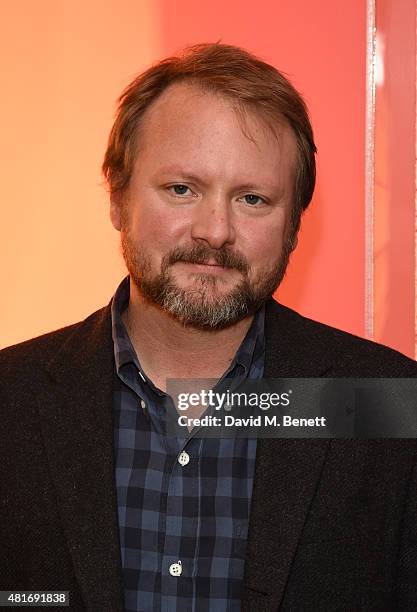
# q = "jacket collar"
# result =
<box><xmin>264</xmin><ymin>297</ymin><xmax>335</xmax><ymax>378</ymax></box>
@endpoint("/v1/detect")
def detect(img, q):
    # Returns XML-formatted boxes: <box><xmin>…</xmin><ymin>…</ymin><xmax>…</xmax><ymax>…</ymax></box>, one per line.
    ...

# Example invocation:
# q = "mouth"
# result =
<box><xmin>175</xmin><ymin>261</ymin><xmax>233</xmax><ymax>274</ymax></box>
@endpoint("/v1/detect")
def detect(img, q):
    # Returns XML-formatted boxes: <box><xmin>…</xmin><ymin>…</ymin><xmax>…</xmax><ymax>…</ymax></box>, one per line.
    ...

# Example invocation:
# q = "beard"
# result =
<box><xmin>120</xmin><ymin>228</ymin><xmax>293</xmax><ymax>330</ymax></box>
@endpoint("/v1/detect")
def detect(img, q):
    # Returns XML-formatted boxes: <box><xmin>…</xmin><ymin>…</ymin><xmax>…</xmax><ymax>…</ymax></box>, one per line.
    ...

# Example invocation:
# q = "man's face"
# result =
<box><xmin>110</xmin><ymin>83</ymin><xmax>298</xmax><ymax>329</ymax></box>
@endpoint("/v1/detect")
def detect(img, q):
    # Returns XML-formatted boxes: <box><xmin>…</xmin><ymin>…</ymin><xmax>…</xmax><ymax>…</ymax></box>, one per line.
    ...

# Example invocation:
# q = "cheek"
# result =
<box><xmin>241</xmin><ymin>219</ymin><xmax>288</xmax><ymax>268</ymax></box>
<box><xmin>131</xmin><ymin>204</ymin><xmax>189</xmax><ymax>250</ymax></box>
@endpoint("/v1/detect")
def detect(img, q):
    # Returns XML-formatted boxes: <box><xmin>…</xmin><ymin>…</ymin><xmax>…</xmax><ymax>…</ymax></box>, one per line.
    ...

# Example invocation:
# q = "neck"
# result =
<box><xmin>122</xmin><ymin>279</ymin><xmax>254</xmax><ymax>391</ymax></box>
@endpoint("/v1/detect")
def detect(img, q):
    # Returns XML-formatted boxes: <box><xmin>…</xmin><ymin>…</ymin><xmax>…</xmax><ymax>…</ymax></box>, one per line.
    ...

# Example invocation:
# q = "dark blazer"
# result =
<box><xmin>1</xmin><ymin>298</ymin><xmax>417</xmax><ymax>611</ymax></box>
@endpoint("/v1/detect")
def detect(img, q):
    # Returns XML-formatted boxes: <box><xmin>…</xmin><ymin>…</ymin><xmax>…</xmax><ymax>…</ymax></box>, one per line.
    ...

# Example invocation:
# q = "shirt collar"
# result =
<box><xmin>111</xmin><ymin>275</ymin><xmax>265</xmax><ymax>377</ymax></box>
<box><xmin>111</xmin><ymin>276</ymin><xmax>139</xmax><ymax>372</ymax></box>
<box><xmin>233</xmin><ymin>300</ymin><xmax>265</xmax><ymax>375</ymax></box>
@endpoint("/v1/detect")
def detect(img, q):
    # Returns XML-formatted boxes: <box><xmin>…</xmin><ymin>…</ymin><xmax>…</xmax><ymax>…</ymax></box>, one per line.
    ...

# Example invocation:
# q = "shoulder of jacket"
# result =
<box><xmin>265</xmin><ymin>298</ymin><xmax>417</xmax><ymax>375</ymax></box>
<box><xmin>0</xmin><ymin>306</ymin><xmax>109</xmax><ymax>379</ymax></box>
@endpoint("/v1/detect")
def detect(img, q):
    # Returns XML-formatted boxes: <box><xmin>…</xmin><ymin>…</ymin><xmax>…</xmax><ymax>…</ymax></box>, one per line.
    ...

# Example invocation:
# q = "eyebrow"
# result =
<box><xmin>157</xmin><ymin>167</ymin><xmax>209</xmax><ymax>186</ymax></box>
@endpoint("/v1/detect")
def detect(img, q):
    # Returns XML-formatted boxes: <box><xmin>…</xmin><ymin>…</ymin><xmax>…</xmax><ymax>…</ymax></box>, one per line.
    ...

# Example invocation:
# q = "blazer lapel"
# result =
<box><xmin>243</xmin><ymin>299</ymin><xmax>332</xmax><ymax>609</ymax></box>
<box><xmin>38</xmin><ymin>305</ymin><xmax>124</xmax><ymax>612</ymax></box>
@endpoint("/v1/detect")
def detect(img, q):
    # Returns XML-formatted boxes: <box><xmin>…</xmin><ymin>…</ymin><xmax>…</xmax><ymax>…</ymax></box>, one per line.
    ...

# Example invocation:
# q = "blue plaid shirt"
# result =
<box><xmin>112</xmin><ymin>276</ymin><xmax>265</xmax><ymax>611</ymax></box>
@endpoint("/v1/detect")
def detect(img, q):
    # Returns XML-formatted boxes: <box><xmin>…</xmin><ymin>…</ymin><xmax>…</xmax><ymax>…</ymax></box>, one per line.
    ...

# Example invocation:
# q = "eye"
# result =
<box><xmin>240</xmin><ymin>193</ymin><xmax>266</xmax><ymax>206</ymax></box>
<box><xmin>168</xmin><ymin>184</ymin><xmax>193</xmax><ymax>196</ymax></box>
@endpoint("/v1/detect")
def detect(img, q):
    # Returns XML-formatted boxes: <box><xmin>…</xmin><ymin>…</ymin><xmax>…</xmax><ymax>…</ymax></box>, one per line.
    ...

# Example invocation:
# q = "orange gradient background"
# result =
<box><xmin>0</xmin><ymin>0</ymin><xmax>415</xmax><ymax>357</ymax></box>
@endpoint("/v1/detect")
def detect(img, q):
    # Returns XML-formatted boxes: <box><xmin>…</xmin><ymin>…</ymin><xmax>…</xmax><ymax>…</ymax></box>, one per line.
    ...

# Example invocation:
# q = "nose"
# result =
<box><xmin>190</xmin><ymin>193</ymin><xmax>236</xmax><ymax>249</ymax></box>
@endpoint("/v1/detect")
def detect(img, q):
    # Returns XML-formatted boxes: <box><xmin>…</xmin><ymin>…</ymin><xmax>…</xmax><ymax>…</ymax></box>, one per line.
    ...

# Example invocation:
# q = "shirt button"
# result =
<box><xmin>140</xmin><ymin>399</ymin><xmax>146</xmax><ymax>410</ymax></box>
<box><xmin>169</xmin><ymin>561</ymin><xmax>182</xmax><ymax>576</ymax></box>
<box><xmin>178</xmin><ymin>451</ymin><xmax>190</xmax><ymax>466</ymax></box>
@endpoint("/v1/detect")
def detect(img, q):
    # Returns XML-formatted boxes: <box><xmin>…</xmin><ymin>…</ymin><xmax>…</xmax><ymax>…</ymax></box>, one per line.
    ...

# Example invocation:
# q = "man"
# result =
<box><xmin>1</xmin><ymin>43</ymin><xmax>417</xmax><ymax>611</ymax></box>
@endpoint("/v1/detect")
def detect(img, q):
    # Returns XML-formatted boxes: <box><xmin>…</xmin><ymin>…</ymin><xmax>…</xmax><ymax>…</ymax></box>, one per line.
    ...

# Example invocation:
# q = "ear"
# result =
<box><xmin>110</xmin><ymin>192</ymin><xmax>123</xmax><ymax>231</ymax></box>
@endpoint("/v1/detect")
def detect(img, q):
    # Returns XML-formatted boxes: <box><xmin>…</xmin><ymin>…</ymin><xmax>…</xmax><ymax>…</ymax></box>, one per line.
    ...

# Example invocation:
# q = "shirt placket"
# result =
<box><xmin>160</xmin><ymin>422</ymin><xmax>201</xmax><ymax>611</ymax></box>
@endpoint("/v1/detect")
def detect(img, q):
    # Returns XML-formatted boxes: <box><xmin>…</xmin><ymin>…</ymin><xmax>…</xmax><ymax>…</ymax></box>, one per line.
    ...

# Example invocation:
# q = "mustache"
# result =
<box><xmin>163</xmin><ymin>244</ymin><xmax>250</xmax><ymax>274</ymax></box>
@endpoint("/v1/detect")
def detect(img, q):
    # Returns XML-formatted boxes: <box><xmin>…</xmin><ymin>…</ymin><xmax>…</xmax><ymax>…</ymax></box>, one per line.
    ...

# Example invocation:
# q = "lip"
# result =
<box><xmin>177</xmin><ymin>261</ymin><xmax>230</xmax><ymax>273</ymax></box>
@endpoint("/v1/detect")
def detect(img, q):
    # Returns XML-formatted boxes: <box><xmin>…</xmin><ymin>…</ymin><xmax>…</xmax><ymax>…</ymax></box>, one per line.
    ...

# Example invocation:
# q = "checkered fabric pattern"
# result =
<box><xmin>112</xmin><ymin>276</ymin><xmax>265</xmax><ymax>611</ymax></box>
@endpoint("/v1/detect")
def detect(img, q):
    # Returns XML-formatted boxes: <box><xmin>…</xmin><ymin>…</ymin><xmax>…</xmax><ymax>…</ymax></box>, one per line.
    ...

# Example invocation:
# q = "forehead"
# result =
<box><xmin>134</xmin><ymin>82</ymin><xmax>297</xmax><ymax>185</ymax></box>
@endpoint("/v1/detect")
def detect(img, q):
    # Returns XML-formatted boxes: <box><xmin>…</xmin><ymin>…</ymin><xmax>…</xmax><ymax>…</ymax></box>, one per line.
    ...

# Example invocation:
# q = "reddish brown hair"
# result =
<box><xmin>102</xmin><ymin>43</ymin><xmax>317</xmax><ymax>236</ymax></box>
